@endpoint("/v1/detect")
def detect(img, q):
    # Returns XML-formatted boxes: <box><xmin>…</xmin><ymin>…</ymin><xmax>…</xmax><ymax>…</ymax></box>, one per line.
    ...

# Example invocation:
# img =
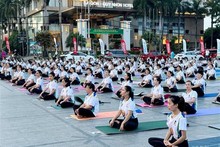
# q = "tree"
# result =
<box><xmin>65</xmin><ymin>33</ymin><xmax>86</xmax><ymax>51</ymax></box>
<box><xmin>188</xmin><ymin>0</ymin><xmax>207</xmax><ymax>49</ymax></box>
<box><xmin>204</xmin><ymin>25</ymin><xmax>220</xmax><ymax>48</ymax></box>
<box><xmin>205</xmin><ymin>0</ymin><xmax>220</xmax><ymax>48</ymax></box>
<box><xmin>35</xmin><ymin>31</ymin><xmax>53</xmax><ymax>57</ymax></box>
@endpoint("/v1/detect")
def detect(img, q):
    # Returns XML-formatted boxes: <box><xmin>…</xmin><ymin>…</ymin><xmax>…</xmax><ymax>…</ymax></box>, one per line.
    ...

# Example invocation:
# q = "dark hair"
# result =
<box><xmin>154</xmin><ymin>76</ymin><xmax>162</xmax><ymax>84</ymax></box>
<box><xmin>36</xmin><ymin>70</ymin><xmax>42</xmax><ymax>76</ymax></box>
<box><xmin>185</xmin><ymin>80</ymin><xmax>192</xmax><ymax>85</ymax></box>
<box><xmin>63</xmin><ymin>78</ymin><xmax>70</xmax><ymax>87</ymax></box>
<box><xmin>168</xmin><ymin>95</ymin><xmax>185</xmax><ymax>112</ymax></box>
<box><xmin>177</xmin><ymin>65</ymin><xmax>182</xmax><ymax>70</ymax></box>
<box><xmin>125</xmin><ymin>72</ymin><xmax>133</xmax><ymax>82</ymax></box>
<box><xmin>145</xmin><ymin>68</ymin><xmax>151</xmax><ymax>74</ymax></box>
<box><xmin>85</xmin><ymin>82</ymin><xmax>95</xmax><ymax>92</ymax></box>
<box><xmin>167</xmin><ymin>70</ymin><xmax>174</xmax><ymax>76</ymax></box>
<box><xmin>124</xmin><ymin>85</ymin><xmax>134</xmax><ymax>100</ymax></box>
<box><xmin>87</xmin><ymin>68</ymin><xmax>93</xmax><ymax>75</ymax></box>
<box><xmin>49</xmin><ymin>72</ymin><xmax>55</xmax><ymax>77</ymax></box>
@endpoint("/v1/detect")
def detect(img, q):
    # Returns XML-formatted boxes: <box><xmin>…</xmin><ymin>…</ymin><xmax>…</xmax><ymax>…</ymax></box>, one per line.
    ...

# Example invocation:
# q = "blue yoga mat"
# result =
<box><xmin>199</xmin><ymin>93</ymin><xmax>218</xmax><ymax>98</ymax></box>
<box><xmin>189</xmin><ymin>137</ymin><xmax>220</xmax><ymax>146</ymax></box>
<box><xmin>187</xmin><ymin>107</ymin><xmax>220</xmax><ymax>117</ymax></box>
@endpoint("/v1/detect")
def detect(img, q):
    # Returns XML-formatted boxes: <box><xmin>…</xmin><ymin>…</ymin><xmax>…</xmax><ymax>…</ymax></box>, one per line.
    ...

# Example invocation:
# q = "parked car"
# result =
<box><xmin>140</xmin><ymin>51</ymin><xmax>169</xmax><ymax>61</ymax></box>
<box><xmin>104</xmin><ymin>49</ymin><xmax>133</xmax><ymax>59</ymax></box>
<box><xmin>174</xmin><ymin>51</ymin><xmax>204</xmax><ymax>60</ymax></box>
<box><xmin>60</xmin><ymin>52</ymin><xmax>95</xmax><ymax>61</ymax></box>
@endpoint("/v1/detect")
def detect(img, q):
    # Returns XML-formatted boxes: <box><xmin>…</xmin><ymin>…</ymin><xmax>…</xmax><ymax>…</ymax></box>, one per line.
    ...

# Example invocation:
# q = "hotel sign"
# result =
<box><xmin>83</xmin><ymin>1</ymin><xmax>133</xmax><ymax>9</ymax></box>
<box><xmin>90</xmin><ymin>29</ymin><xmax>123</xmax><ymax>34</ymax></box>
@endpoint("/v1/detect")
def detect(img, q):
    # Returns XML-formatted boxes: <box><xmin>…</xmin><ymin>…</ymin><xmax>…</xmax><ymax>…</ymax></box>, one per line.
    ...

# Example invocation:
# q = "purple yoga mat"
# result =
<box><xmin>187</xmin><ymin>107</ymin><xmax>220</xmax><ymax>117</ymax></box>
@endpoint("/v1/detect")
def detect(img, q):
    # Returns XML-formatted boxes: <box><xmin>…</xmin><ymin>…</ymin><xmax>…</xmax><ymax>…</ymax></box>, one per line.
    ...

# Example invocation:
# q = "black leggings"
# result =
<box><xmin>73</xmin><ymin>104</ymin><xmax>95</xmax><ymax>117</ymax></box>
<box><xmin>111</xmin><ymin>77</ymin><xmax>118</xmax><ymax>81</ymax></box>
<box><xmin>55</xmin><ymin>99</ymin><xmax>74</xmax><ymax>108</ymax></box>
<box><xmin>71</xmin><ymin>80</ymin><xmax>80</xmax><ymax>85</ymax></box>
<box><xmin>185</xmin><ymin>103</ymin><xmax>196</xmax><ymax>114</ymax></box>
<box><xmin>116</xmin><ymin>90</ymin><xmax>121</xmax><ymax>98</ymax></box>
<box><xmin>143</xmin><ymin>96</ymin><xmax>164</xmax><ymax>105</ymax></box>
<box><xmin>148</xmin><ymin>137</ymin><xmax>188</xmax><ymax>147</ymax></box>
<box><xmin>29</xmin><ymin>88</ymin><xmax>42</xmax><ymax>94</ymax></box>
<box><xmin>97</xmin><ymin>86</ymin><xmax>113</xmax><ymax>93</ymax></box>
<box><xmin>95</xmin><ymin>72</ymin><xmax>103</xmax><ymax>79</ymax></box>
<box><xmin>177</xmin><ymin>78</ymin><xmax>185</xmax><ymax>84</ymax></box>
<box><xmin>163</xmin><ymin>87</ymin><xmax>178</xmax><ymax>92</ymax></box>
<box><xmin>25</xmin><ymin>82</ymin><xmax>36</xmax><ymax>89</ymax></box>
<box><xmin>140</xmin><ymin>83</ymin><xmax>153</xmax><ymax>88</ymax></box>
<box><xmin>109</xmin><ymin>118</ymin><xmax>138</xmax><ymax>131</ymax></box>
<box><xmin>41</xmin><ymin>92</ymin><xmax>56</xmax><ymax>100</ymax></box>
<box><xmin>16</xmin><ymin>79</ymin><xmax>25</xmax><ymax>85</ymax></box>
<box><xmin>192</xmin><ymin>87</ymin><xmax>204</xmax><ymax>97</ymax></box>
<box><xmin>207</xmin><ymin>75</ymin><xmax>216</xmax><ymax>80</ymax></box>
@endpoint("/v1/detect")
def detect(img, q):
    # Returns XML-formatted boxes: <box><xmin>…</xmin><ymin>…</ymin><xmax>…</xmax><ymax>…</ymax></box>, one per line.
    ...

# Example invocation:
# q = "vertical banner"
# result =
<box><xmin>5</xmin><ymin>37</ymin><xmax>11</xmax><ymax>53</ymax></box>
<box><xmin>99</xmin><ymin>39</ymin><xmax>105</xmax><ymax>55</ymax></box>
<box><xmin>54</xmin><ymin>38</ymin><xmax>58</xmax><ymax>55</ymax></box>
<box><xmin>121</xmin><ymin>39</ymin><xmax>128</xmax><ymax>54</ymax></box>
<box><xmin>142</xmin><ymin>38</ymin><xmax>148</xmax><ymax>54</ymax></box>
<box><xmin>200</xmin><ymin>39</ymin><xmax>205</xmax><ymax>56</ymax></box>
<box><xmin>217</xmin><ymin>39</ymin><xmax>220</xmax><ymax>57</ymax></box>
<box><xmin>183</xmin><ymin>39</ymin><xmax>187</xmax><ymax>53</ymax></box>
<box><xmin>73</xmin><ymin>38</ymin><xmax>77</xmax><ymax>54</ymax></box>
<box><xmin>166</xmin><ymin>39</ymin><xmax>171</xmax><ymax>54</ymax></box>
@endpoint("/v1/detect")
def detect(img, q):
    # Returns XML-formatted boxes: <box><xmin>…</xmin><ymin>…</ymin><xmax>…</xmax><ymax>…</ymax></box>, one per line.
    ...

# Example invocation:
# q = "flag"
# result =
<box><xmin>99</xmin><ymin>39</ymin><xmax>105</xmax><ymax>55</ymax></box>
<box><xmin>54</xmin><ymin>38</ymin><xmax>58</xmax><ymax>55</ymax></box>
<box><xmin>142</xmin><ymin>39</ymin><xmax>148</xmax><ymax>54</ymax></box>
<box><xmin>166</xmin><ymin>39</ymin><xmax>171</xmax><ymax>54</ymax></box>
<box><xmin>121</xmin><ymin>40</ymin><xmax>127</xmax><ymax>54</ymax></box>
<box><xmin>200</xmin><ymin>39</ymin><xmax>205</xmax><ymax>56</ymax></box>
<box><xmin>5</xmin><ymin>36</ymin><xmax>11</xmax><ymax>53</ymax></box>
<box><xmin>217</xmin><ymin>39</ymin><xmax>220</xmax><ymax>57</ymax></box>
<box><xmin>73</xmin><ymin>38</ymin><xmax>77</xmax><ymax>54</ymax></box>
<box><xmin>182</xmin><ymin>39</ymin><xmax>187</xmax><ymax>53</ymax></box>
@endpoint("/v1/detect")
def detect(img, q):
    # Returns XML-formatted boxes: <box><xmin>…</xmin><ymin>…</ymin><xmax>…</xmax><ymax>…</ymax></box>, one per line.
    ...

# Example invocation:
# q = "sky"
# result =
<box><xmin>204</xmin><ymin>16</ymin><xmax>220</xmax><ymax>30</ymax></box>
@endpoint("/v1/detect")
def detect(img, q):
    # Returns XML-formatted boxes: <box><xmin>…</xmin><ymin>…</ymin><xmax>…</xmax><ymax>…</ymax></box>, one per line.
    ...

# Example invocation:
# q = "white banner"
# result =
<box><xmin>183</xmin><ymin>39</ymin><xmax>187</xmax><ymax>53</ymax></box>
<box><xmin>99</xmin><ymin>39</ymin><xmax>105</xmax><ymax>55</ymax></box>
<box><xmin>142</xmin><ymin>39</ymin><xmax>148</xmax><ymax>54</ymax></box>
<box><xmin>217</xmin><ymin>39</ymin><xmax>220</xmax><ymax>57</ymax></box>
<box><xmin>54</xmin><ymin>38</ymin><xmax>58</xmax><ymax>55</ymax></box>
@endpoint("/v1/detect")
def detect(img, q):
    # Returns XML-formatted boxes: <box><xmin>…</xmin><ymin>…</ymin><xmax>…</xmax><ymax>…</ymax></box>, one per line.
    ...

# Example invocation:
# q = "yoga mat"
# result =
<box><xmin>17</xmin><ymin>88</ymin><xmax>27</xmax><ymax>91</ymax></box>
<box><xmin>95</xmin><ymin>120</ymin><xmax>167</xmax><ymax>135</ymax></box>
<box><xmin>199</xmin><ymin>93</ymin><xmax>218</xmax><ymax>98</ymax></box>
<box><xmin>111</xmin><ymin>96</ymin><xmax>139</xmax><ymax>100</ymax></box>
<box><xmin>208</xmin><ymin>124</ymin><xmax>220</xmax><ymax>130</ymax></box>
<box><xmin>74</xmin><ymin>86</ymin><xmax>85</xmax><ymax>90</ymax></box>
<box><xmin>70</xmin><ymin>111</ymin><xmax>118</xmax><ymax>121</ymax></box>
<box><xmin>189</xmin><ymin>137</ymin><xmax>220</xmax><ymax>146</ymax></box>
<box><xmin>165</xmin><ymin>89</ymin><xmax>186</xmax><ymax>93</ymax></box>
<box><xmin>187</xmin><ymin>107</ymin><xmax>220</xmax><ymax>117</ymax></box>
<box><xmin>51</xmin><ymin>105</ymin><xmax>62</xmax><ymax>110</ymax></box>
<box><xmin>136</xmin><ymin>102</ymin><xmax>168</xmax><ymax>108</ymax></box>
<box><xmin>212</xmin><ymin>101</ymin><xmax>220</xmax><ymax>105</ymax></box>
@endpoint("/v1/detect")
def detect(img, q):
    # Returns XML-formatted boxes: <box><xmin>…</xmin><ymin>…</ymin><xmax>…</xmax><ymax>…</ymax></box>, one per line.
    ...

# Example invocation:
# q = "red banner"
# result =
<box><xmin>73</xmin><ymin>38</ymin><xmax>77</xmax><ymax>54</ymax></box>
<box><xmin>121</xmin><ymin>40</ymin><xmax>128</xmax><ymax>54</ymax></box>
<box><xmin>200</xmin><ymin>39</ymin><xmax>205</xmax><ymax>56</ymax></box>
<box><xmin>5</xmin><ymin>37</ymin><xmax>11</xmax><ymax>53</ymax></box>
<box><xmin>166</xmin><ymin>39</ymin><xmax>171</xmax><ymax>54</ymax></box>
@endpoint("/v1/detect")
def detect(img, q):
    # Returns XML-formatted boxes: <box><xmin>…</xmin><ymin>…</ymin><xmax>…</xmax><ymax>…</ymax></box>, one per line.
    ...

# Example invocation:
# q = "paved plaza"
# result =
<box><xmin>0</xmin><ymin>73</ymin><xmax>220</xmax><ymax>147</ymax></box>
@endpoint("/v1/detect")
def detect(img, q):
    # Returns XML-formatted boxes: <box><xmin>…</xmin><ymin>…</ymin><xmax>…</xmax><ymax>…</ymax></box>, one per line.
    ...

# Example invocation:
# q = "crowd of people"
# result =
<box><xmin>0</xmin><ymin>55</ymin><xmax>219</xmax><ymax>147</ymax></box>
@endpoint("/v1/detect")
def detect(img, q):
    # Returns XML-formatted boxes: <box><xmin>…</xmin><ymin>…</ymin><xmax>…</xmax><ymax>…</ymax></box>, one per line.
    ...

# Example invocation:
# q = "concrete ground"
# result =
<box><xmin>0</xmin><ymin>73</ymin><xmax>220</xmax><ymax>147</ymax></box>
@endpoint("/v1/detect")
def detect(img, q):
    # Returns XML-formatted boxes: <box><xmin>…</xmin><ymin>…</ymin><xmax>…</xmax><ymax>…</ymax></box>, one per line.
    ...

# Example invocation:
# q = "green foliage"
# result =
<box><xmin>35</xmin><ymin>31</ymin><xmax>53</xmax><ymax>50</ymax></box>
<box><xmin>140</xmin><ymin>31</ymin><xmax>160</xmax><ymax>51</ymax></box>
<box><xmin>204</xmin><ymin>25</ymin><xmax>220</xmax><ymax>48</ymax></box>
<box><xmin>65</xmin><ymin>33</ymin><xmax>86</xmax><ymax>48</ymax></box>
<box><xmin>170</xmin><ymin>36</ymin><xmax>178</xmax><ymax>53</ymax></box>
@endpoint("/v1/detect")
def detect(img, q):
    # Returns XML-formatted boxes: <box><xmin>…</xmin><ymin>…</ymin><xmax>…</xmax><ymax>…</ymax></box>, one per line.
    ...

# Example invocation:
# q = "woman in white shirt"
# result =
<box><xmin>176</xmin><ymin>65</ymin><xmax>186</xmax><ymax>84</ymax></box>
<box><xmin>185</xmin><ymin>63</ymin><xmax>195</xmax><ymax>78</ymax></box>
<box><xmin>41</xmin><ymin>63</ymin><xmax>50</xmax><ymax>78</ymax></box>
<box><xmin>23</xmin><ymin>68</ymin><xmax>36</xmax><ymax>89</ymax></box>
<box><xmin>192</xmin><ymin>71</ymin><xmax>206</xmax><ymax>97</ymax></box>
<box><xmin>148</xmin><ymin>95</ymin><xmax>188</xmax><ymax>147</ymax></box>
<box><xmin>69</xmin><ymin>67</ymin><xmax>80</xmax><ymax>85</ymax></box>
<box><xmin>96</xmin><ymin>70</ymin><xmax>114</xmax><ymax>93</ymax></box>
<box><xmin>12</xmin><ymin>65</ymin><xmax>26</xmax><ymax>86</ymax></box>
<box><xmin>55</xmin><ymin>78</ymin><xmax>74</xmax><ymax>108</ymax></box>
<box><xmin>58</xmin><ymin>65</ymin><xmax>68</xmax><ymax>82</ymax></box>
<box><xmin>116</xmin><ymin>73</ymin><xmax>133</xmax><ymax>98</ymax></box>
<box><xmin>141</xmin><ymin>76</ymin><xmax>164</xmax><ymax>105</ymax></box>
<box><xmin>74</xmin><ymin>83</ymin><xmax>99</xmax><ymax>118</ymax></box>
<box><xmin>164</xmin><ymin>71</ymin><xmax>178</xmax><ymax>92</ymax></box>
<box><xmin>109</xmin><ymin>86</ymin><xmax>138</xmax><ymax>131</ymax></box>
<box><xmin>94</xmin><ymin>64</ymin><xmax>104</xmax><ymax>79</ymax></box>
<box><xmin>138</xmin><ymin>68</ymin><xmax>153</xmax><ymax>88</ymax></box>
<box><xmin>110</xmin><ymin>65</ymin><xmax>118</xmax><ymax>81</ymax></box>
<box><xmin>81</xmin><ymin>68</ymin><xmax>94</xmax><ymax>87</ymax></box>
<box><xmin>28</xmin><ymin>70</ymin><xmax>43</xmax><ymax>94</ymax></box>
<box><xmin>182</xmin><ymin>80</ymin><xmax>197</xmax><ymax>114</ymax></box>
<box><xmin>206</xmin><ymin>64</ymin><xmax>216</xmax><ymax>80</ymax></box>
<box><xmin>39</xmin><ymin>72</ymin><xmax>58</xmax><ymax>100</ymax></box>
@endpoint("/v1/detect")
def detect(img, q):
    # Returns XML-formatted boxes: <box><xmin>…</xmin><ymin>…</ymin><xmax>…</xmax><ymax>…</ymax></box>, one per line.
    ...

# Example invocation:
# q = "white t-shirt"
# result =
<box><xmin>17</xmin><ymin>71</ymin><xmax>25</xmax><ymax>79</ymax></box>
<box><xmin>27</xmin><ymin>74</ymin><xmax>35</xmax><ymax>82</ymax></box>
<box><xmin>176</xmin><ymin>71</ymin><xmax>185</xmax><ymax>82</ymax></box>
<box><xmin>207</xmin><ymin>68</ymin><xmax>216</xmax><ymax>77</ymax></box>
<box><xmin>60</xmin><ymin>71</ymin><xmax>68</xmax><ymax>78</ymax></box>
<box><xmin>110</xmin><ymin>69</ymin><xmax>118</xmax><ymax>77</ymax></box>
<box><xmin>143</xmin><ymin>74</ymin><xmax>153</xmax><ymax>85</ymax></box>
<box><xmin>70</xmin><ymin>73</ymin><xmax>80</xmax><ymax>81</ymax></box>
<box><xmin>154</xmin><ymin>69</ymin><xmax>162</xmax><ymax>77</ymax></box>
<box><xmin>119</xmin><ymin>98</ymin><xmax>137</xmax><ymax>119</ymax></box>
<box><xmin>121</xmin><ymin>80</ymin><xmax>133</xmax><ymax>89</ymax></box>
<box><xmin>182</xmin><ymin>90</ymin><xmax>198</xmax><ymax>110</ymax></box>
<box><xmin>151</xmin><ymin>85</ymin><xmax>164</xmax><ymax>100</ymax></box>
<box><xmin>36</xmin><ymin>77</ymin><xmax>43</xmax><ymax>90</ymax></box>
<box><xmin>167</xmin><ymin>112</ymin><xmax>187</xmax><ymax>140</ymax></box>
<box><xmin>102</xmin><ymin>76</ymin><xmax>114</xmax><ymax>91</ymax></box>
<box><xmin>192</xmin><ymin>78</ymin><xmax>206</xmax><ymax>92</ymax></box>
<box><xmin>54</xmin><ymin>69</ymin><xmax>60</xmax><ymax>77</ymax></box>
<box><xmin>84</xmin><ymin>92</ymin><xmax>99</xmax><ymax>116</ymax></box>
<box><xmin>60</xmin><ymin>86</ymin><xmax>74</xmax><ymax>102</ymax></box>
<box><xmin>165</xmin><ymin>77</ymin><xmax>178</xmax><ymax>89</ymax></box>
<box><xmin>86</xmin><ymin>74</ymin><xmax>94</xmax><ymax>84</ymax></box>
<box><xmin>45</xmin><ymin>80</ymin><xmax>58</xmax><ymax>97</ymax></box>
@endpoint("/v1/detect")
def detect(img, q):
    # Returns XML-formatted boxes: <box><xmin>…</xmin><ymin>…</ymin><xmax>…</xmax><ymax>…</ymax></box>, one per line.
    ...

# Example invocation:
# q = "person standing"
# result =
<box><xmin>148</xmin><ymin>95</ymin><xmax>188</xmax><ymax>147</ymax></box>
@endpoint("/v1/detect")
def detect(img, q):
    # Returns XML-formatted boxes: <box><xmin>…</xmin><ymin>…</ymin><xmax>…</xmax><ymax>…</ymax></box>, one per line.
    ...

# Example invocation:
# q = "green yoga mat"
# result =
<box><xmin>96</xmin><ymin>120</ymin><xmax>167</xmax><ymax>135</ymax></box>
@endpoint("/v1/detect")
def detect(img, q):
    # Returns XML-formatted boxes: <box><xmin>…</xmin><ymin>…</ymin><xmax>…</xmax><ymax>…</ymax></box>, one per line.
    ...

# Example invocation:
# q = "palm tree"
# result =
<box><xmin>205</xmin><ymin>0</ymin><xmax>220</xmax><ymax>48</ymax></box>
<box><xmin>188</xmin><ymin>0</ymin><xmax>207</xmax><ymax>50</ymax></box>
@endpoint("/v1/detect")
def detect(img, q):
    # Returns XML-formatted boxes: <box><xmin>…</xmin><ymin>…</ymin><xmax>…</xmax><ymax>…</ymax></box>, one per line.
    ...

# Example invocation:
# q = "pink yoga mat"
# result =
<box><xmin>70</xmin><ymin>111</ymin><xmax>118</xmax><ymax>121</ymax></box>
<box><xmin>74</xmin><ymin>86</ymin><xmax>85</xmax><ymax>90</ymax></box>
<box><xmin>17</xmin><ymin>88</ymin><xmax>27</xmax><ymax>91</ymax></box>
<box><xmin>136</xmin><ymin>102</ymin><xmax>168</xmax><ymax>108</ymax></box>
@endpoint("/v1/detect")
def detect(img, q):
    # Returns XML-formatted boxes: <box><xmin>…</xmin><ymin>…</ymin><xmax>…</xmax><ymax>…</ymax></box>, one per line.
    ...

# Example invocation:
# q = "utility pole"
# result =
<box><xmin>59</xmin><ymin>0</ymin><xmax>63</xmax><ymax>52</ymax></box>
<box><xmin>25</xmin><ymin>0</ymin><xmax>29</xmax><ymax>56</ymax></box>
